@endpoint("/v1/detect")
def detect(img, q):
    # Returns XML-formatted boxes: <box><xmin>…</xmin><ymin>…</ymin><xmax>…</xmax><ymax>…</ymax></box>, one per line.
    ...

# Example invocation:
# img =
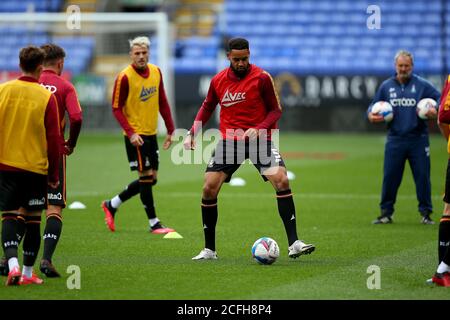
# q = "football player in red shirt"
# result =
<box><xmin>429</xmin><ymin>75</ymin><xmax>450</xmax><ymax>286</ymax></box>
<box><xmin>184</xmin><ymin>38</ymin><xmax>315</xmax><ymax>260</ymax></box>
<box><xmin>37</xmin><ymin>44</ymin><xmax>83</xmax><ymax>277</ymax></box>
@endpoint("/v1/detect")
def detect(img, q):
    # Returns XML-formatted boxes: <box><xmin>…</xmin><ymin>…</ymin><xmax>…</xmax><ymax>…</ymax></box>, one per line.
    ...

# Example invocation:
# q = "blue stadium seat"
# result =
<box><xmin>177</xmin><ymin>0</ymin><xmax>449</xmax><ymax>74</ymax></box>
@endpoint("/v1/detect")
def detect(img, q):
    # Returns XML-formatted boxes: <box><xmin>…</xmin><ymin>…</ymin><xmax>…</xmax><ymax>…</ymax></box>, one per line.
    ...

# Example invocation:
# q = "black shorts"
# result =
<box><xmin>444</xmin><ymin>159</ymin><xmax>450</xmax><ymax>203</ymax></box>
<box><xmin>125</xmin><ymin>135</ymin><xmax>159</xmax><ymax>172</ymax></box>
<box><xmin>47</xmin><ymin>155</ymin><xmax>66</xmax><ymax>208</ymax></box>
<box><xmin>205</xmin><ymin>139</ymin><xmax>285</xmax><ymax>182</ymax></box>
<box><xmin>0</xmin><ymin>170</ymin><xmax>48</xmax><ymax>211</ymax></box>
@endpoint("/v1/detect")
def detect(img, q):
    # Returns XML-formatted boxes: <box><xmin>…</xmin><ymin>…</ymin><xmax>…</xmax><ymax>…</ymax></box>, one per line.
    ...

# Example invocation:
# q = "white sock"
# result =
<box><xmin>7</xmin><ymin>257</ymin><xmax>19</xmax><ymax>271</ymax></box>
<box><xmin>22</xmin><ymin>265</ymin><xmax>33</xmax><ymax>278</ymax></box>
<box><xmin>149</xmin><ymin>218</ymin><xmax>160</xmax><ymax>227</ymax></box>
<box><xmin>111</xmin><ymin>196</ymin><xmax>122</xmax><ymax>209</ymax></box>
<box><xmin>437</xmin><ymin>261</ymin><xmax>450</xmax><ymax>274</ymax></box>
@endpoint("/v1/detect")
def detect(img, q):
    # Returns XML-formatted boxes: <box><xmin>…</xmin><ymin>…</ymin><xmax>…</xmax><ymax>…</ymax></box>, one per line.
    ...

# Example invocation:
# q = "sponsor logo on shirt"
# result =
<box><xmin>140</xmin><ymin>85</ymin><xmax>157</xmax><ymax>102</ymax></box>
<box><xmin>389</xmin><ymin>98</ymin><xmax>416</xmax><ymax>107</ymax></box>
<box><xmin>221</xmin><ymin>89</ymin><xmax>246</xmax><ymax>107</ymax></box>
<box><xmin>40</xmin><ymin>83</ymin><xmax>57</xmax><ymax>93</ymax></box>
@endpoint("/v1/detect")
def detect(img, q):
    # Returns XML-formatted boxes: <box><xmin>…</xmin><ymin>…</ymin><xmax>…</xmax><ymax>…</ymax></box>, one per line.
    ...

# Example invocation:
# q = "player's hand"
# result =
<box><xmin>243</xmin><ymin>128</ymin><xmax>259</xmax><ymax>140</ymax></box>
<box><xmin>183</xmin><ymin>133</ymin><xmax>195</xmax><ymax>150</ymax></box>
<box><xmin>130</xmin><ymin>133</ymin><xmax>144</xmax><ymax>147</ymax></box>
<box><xmin>63</xmin><ymin>140</ymin><xmax>74</xmax><ymax>155</ymax></box>
<box><xmin>368</xmin><ymin>112</ymin><xmax>384</xmax><ymax>123</ymax></box>
<box><xmin>163</xmin><ymin>134</ymin><xmax>172</xmax><ymax>150</ymax></box>
<box><xmin>425</xmin><ymin>107</ymin><xmax>437</xmax><ymax>119</ymax></box>
<box><xmin>48</xmin><ymin>181</ymin><xmax>59</xmax><ymax>189</ymax></box>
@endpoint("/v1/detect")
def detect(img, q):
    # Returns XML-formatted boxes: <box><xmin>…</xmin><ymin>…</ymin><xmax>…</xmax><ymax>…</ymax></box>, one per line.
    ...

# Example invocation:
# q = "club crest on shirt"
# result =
<box><xmin>221</xmin><ymin>89</ymin><xmax>246</xmax><ymax>107</ymax></box>
<box><xmin>140</xmin><ymin>85</ymin><xmax>156</xmax><ymax>102</ymax></box>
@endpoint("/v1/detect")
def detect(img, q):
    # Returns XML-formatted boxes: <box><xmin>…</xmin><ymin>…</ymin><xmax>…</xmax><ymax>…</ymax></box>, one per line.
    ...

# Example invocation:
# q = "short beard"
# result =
<box><xmin>230</xmin><ymin>64</ymin><xmax>248</xmax><ymax>78</ymax></box>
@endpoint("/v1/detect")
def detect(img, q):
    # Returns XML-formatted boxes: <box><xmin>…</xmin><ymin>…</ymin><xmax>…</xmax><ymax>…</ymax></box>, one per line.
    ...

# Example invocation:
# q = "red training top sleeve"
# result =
<box><xmin>256</xmin><ymin>72</ymin><xmax>282</xmax><ymax>130</ymax></box>
<box><xmin>111</xmin><ymin>74</ymin><xmax>135</xmax><ymax>137</ymax></box>
<box><xmin>439</xmin><ymin>76</ymin><xmax>450</xmax><ymax>124</ymax></box>
<box><xmin>157</xmin><ymin>68</ymin><xmax>175</xmax><ymax>135</ymax></box>
<box><xmin>45</xmin><ymin>94</ymin><xmax>61</xmax><ymax>183</ymax></box>
<box><xmin>65</xmin><ymin>83</ymin><xmax>83</xmax><ymax>148</ymax></box>
<box><xmin>189</xmin><ymin>80</ymin><xmax>219</xmax><ymax>136</ymax></box>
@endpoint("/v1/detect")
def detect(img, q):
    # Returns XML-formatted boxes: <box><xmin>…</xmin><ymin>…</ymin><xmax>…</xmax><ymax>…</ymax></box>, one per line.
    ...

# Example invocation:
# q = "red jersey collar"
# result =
<box><xmin>41</xmin><ymin>69</ymin><xmax>58</xmax><ymax>75</ymax></box>
<box><xmin>18</xmin><ymin>76</ymin><xmax>39</xmax><ymax>83</ymax></box>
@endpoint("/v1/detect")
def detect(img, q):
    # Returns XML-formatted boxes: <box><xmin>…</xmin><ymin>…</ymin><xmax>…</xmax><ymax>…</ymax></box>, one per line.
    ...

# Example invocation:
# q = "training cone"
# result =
<box><xmin>229</xmin><ymin>177</ymin><xmax>246</xmax><ymax>186</ymax></box>
<box><xmin>68</xmin><ymin>201</ymin><xmax>86</xmax><ymax>209</ymax></box>
<box><xmin>163</xmin><ymin>232</ymin><xmax>183</xmax><ymax>239</ymax></box>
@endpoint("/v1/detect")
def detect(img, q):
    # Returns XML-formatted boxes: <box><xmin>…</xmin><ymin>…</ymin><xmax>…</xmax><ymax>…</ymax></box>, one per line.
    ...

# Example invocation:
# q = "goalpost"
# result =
<box><xmin>0</xmin><ymin>12</ymin><xmax>174</xmax><ymax>133</ymax></box>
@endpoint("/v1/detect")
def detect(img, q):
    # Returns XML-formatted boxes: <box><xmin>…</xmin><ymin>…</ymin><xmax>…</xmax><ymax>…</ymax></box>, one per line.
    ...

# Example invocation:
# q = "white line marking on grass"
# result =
<box><xmin>69</xmin><ymin>191</ymin><xmax>442</xmax><ymax>200</ymax></box>
<box><xmin>159</xmin><ymin>192</ymin><xmax>441</xmax><ymax>201</ymax></box>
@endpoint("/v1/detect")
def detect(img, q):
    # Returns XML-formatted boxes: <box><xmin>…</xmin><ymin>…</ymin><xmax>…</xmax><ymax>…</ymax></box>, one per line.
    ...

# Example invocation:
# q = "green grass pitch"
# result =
<box><xmin>2</xmin><ymin>131</ymin><xmax>450</xmax><ymax>300</ymax></box>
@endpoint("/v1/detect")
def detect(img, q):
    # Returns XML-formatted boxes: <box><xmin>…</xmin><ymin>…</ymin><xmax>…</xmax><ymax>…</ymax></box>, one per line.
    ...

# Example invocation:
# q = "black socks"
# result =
<box><xmin>201</xmin><ymin>198</ymin><xmax>218</xmax><ymax>251</ymax></box>
<box><xmin>276</xmin><ymin>189</ymin><xmax>298</xmax><ymax>246</ymax></box>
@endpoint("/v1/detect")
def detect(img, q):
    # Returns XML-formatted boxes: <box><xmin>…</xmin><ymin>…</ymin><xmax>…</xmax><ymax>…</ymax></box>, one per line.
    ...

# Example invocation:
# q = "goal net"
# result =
<box><xmin>0</xmin><ymin>11</ymin><xmax>174</xmax><ymax>133</ymax></box>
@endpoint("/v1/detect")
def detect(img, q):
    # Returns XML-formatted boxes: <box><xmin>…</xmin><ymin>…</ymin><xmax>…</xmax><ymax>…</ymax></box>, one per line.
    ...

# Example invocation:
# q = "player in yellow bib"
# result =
<box><xmin>102</xmin><ymin>36</ymin><xmax>176</xmax><ymax>234</ymax></box>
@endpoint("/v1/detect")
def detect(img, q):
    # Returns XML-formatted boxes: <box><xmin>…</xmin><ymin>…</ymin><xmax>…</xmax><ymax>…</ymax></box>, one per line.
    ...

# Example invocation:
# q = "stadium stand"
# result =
<box><xmin>173</xmin><ymin>0</ymin><xmax>449</xmax><ymax>75</ymax></box>
<box><xmin>0</xmin><ymin>0</ymin><xmax>95</xmax><ymax>75</ymax></box>
<box><xmin>0</xmin><ymin>0</ymin><xmax>448</xmax><ymax>76</ymax></box>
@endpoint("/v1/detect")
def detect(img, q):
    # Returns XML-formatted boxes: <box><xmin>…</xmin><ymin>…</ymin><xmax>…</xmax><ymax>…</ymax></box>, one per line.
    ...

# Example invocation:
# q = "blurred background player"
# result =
<box><xmin>368</xmin><ymin>50</ymin><xmax>440</xmax><ymax>225</ymax></box>
<box><xmin>101</xmin><ymin>36</ymin><xmax>176</xmax><ymax>234</ymax></box>
<box><xmin>0</xmin><ymin>46</ymin><xmax>60</xmax><ymax>285</ymax></box>
<box><xmin>183</xmin><ymin>37</ymin><xmax>315</xmax><ymax>260</ymax></box>
<box><xmin>430</xmin><ymin>75</ymin><xmax>450</xmax><ymax>286</ymax></box>
<box><xmin>38</xmin><ymin>43</ymin><xmax>83</xmax><ymax>277</ymax></box>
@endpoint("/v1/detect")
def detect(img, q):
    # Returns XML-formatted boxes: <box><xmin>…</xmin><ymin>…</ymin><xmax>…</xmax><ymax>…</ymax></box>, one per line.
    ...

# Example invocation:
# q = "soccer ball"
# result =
<box><xmin>371</xmin><ymin>101</ymin><xmax>393</xmax><ymax>123</ymax></box>
<box><xmin>251</xmin><ymin>237</ymin><xmax>280</xmax><ymax>265</ymax></box>
<box><xmin>417</xmin><ymin>98</ymin><xmax>437</xmax><ymax>119</ymax></box>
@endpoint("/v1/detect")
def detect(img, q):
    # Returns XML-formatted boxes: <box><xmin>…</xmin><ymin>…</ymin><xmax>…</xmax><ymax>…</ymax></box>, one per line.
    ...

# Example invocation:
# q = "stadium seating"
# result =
<box><xmin>0</xmin><ymin>0</ymin><xmax>448</xmax><ymax>76</ymax></box>
<box><xmin>0</xmin><ymin>0</ymin><xmax>62</xmax><ymax>13</ymax></box>
<box><xmin>0</xmin><ymin>25</ymin><xmax>95</xmax><ymax>75</ymax></box>
<box><xmin>174</xmin><ymin>0</ymin><xmax>449</xmax><ymax>75</ymax></box>
<box><xmin>0</xmin><ymin>0</ymin><xmax>94</xmax><ymax>75</ymax></box>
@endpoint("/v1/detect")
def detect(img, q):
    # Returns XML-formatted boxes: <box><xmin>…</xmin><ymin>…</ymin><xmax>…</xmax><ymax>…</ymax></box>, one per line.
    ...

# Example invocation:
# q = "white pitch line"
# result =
<box><xmin>68</xmin><ymin>191</ymin><xmax>442</xmax><ymax>200</ymax></box>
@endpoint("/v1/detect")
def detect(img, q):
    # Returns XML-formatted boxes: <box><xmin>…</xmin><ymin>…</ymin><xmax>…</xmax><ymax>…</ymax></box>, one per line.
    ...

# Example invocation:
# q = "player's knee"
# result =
<box><xmin>46</xmin><ymin>205</ymin><xmax>62</xmax><ymax>219</ymax></box>
<box><xmin>273</xmin><ymin>175</ymin><xmax>290</xmax><ymax>191</ymax></box>
<box><xmin>139</xmin><ymin>175</ymin><xmax>154</xmax><ymax>184</ymax></box>
<box><xmin>203</xmin><ymin>183</ymin><xmax>219</xmax><ymax>199</ymax></box>
<box><xmin>1</xmin><ymin>212</ymin><xmax>19</xmax><ymax>220</ymax></box>
<box><xmin>46</xmin><ymin>210</ymin><xmax>62</xmax><ymax>220</ymax></box>
<box><xmin>444</xmin><ymin>202</ymin><xmax>450</xmax><ymax>215</ymax></box>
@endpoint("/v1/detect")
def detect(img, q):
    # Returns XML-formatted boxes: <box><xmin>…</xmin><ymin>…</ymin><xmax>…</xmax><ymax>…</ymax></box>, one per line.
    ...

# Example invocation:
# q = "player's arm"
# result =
<box><xmin>183</xmin><ymin>81</ymin><xmax>219</xmax><ymax>150</ymax></box>
<box><xmin>112</xmin><ymin>74</ymin><xmax>143</xmax><ymax>146</ymax></box>
<box><xmin>44</xmin><ymin>94</ymin><xmax>61</xmax><ymax>187</ymax></box>
<box><xmin>157</xmin><ymin>68</ymin><xmax>175</xmax><ymax>150</ymax></box>
<box><xmin>423</xmin><ymin>81</ymin><xmax>441</xmax><ymax>119</ymax></box>
<box><xmin>367</xmin><ymin>86</ymin><xmax>386</xmax><ymax>123</ymax></box>
<box><xmin>64</xmin><ymin>84</ymin><xmax>83</xmax><ymax>155</ymax></box>
<box><xmin>438</xmin><ymin>76</ymin><xmax>450</xmax><ymax>124</ymax></box>
<box><xmin>244</xmin><ymin>72</ymin><xmax>282</xmax><ymax>139</ymax></box>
